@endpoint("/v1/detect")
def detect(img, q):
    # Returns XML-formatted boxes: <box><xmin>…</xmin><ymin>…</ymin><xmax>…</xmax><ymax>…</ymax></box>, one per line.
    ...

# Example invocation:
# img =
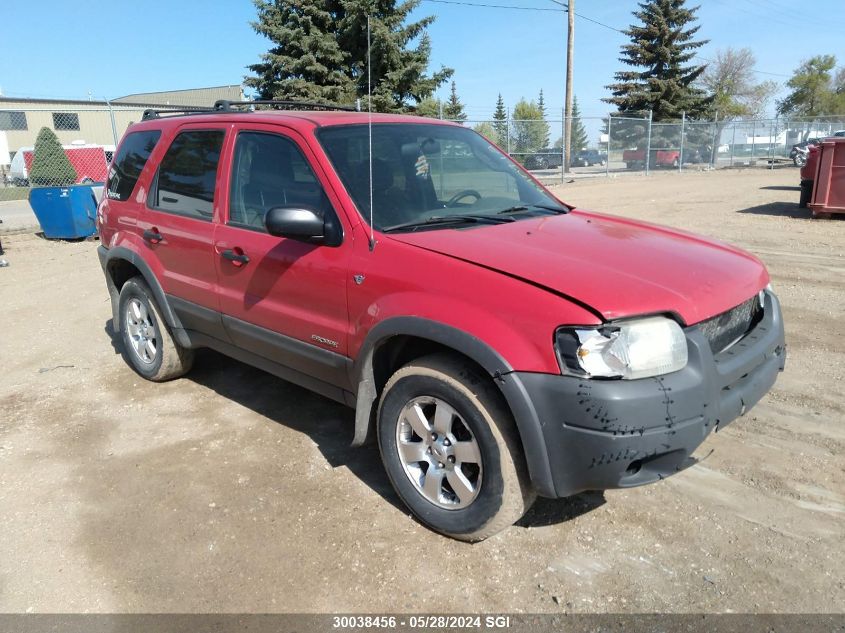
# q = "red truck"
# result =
<box><xmin>97</xmin><ymin>101</ymin><xmax>786</xmax><ymax>540</ymax></box>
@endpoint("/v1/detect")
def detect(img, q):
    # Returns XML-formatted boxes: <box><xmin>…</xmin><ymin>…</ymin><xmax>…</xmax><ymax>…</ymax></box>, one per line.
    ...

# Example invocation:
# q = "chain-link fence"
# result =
<box><xmin>3</xmin><ymin>101</ymin><xmax>845</xmax><ymax>205</ymax></box>
<box><xmin>450</xmin><ymin>113</ymin><xmax>845</xmax><ymax>182</ymax></box>
<box><xmin>0</xmin><ymin>104</ymin><xmax>151</xmax><ymax>203</ymax></box>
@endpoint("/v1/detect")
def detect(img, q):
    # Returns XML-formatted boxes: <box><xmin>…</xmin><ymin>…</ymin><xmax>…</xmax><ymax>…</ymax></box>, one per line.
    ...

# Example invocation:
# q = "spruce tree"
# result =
<box><xmin>443</xmin><ymin>81</ymin><xmax>466</xmax><ymax>121</ymax></box>
<box><xmin>537</xmin><ymin>89</ymin><xmax>549</xmax><ymax>147</ymax></box>
<box><xmin>338</xmin><ymin>0</ymin><xmax>452</xmax><ymax>112</ymax></box>
<box><xmin>245</xmin><ymin>0</ymin><xmax>354</xmax><ymax>104</ymax></box>
<box><xmin>570</xmin><ymin>96</ymin><xmax>589</xmax><ymax>152</ymax></box>
<box><xmin>492</xmin><ymin>94</ymin><xmax>508</xmax><ymax>146</ymax></box>
<box><xmin>30</xmin><ymin>127</ymin><xmax>77</xmax><ymax>186</ymax></box>
<box><xmin>604</xmin><ymin>0</ymin><xmax>711</xmax><ymax>121</ymax></box>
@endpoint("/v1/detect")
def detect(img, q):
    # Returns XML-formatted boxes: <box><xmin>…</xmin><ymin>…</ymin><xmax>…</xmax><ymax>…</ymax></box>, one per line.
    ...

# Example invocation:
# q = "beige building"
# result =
<box><xmin>0</xmin><ymin>85</ymin><xmax>243</xmax><ymax>165</ymax></box>
<box><xmin>112</xmin><ymin>85</ymin><xmax>242</xmax><ymax>107</ymax></box>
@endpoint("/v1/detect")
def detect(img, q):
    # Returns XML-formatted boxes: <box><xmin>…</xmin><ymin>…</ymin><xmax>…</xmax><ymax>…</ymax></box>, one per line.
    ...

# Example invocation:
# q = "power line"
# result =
<box><xmin>422</xmin><ymin>0</ymin><xmax>563</xmax><ymax>11</ymax></box>
<box><xmin>549</xmin><ymin>1</ymin><xmax>792</xmax><ymax>78</ymax></box>
<box><xmin>423</xmin><ymin>0</ymin><xmax>791</xmax><ymax>78</ymax></box>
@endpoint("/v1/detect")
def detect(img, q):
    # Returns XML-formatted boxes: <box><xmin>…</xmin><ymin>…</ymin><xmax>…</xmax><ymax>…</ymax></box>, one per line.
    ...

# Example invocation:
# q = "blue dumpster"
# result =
<box><xmin>28</xmin><ymin>184</ymin><xmax>99</xmax><ymax>239</ymax></box>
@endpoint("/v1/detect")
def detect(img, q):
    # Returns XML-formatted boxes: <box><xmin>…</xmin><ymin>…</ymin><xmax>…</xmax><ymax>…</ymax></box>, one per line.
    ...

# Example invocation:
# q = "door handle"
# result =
<box><xmin>143</xmin><ymin>228</ymin><xmax>163</xmax><ymax>244</ymax></box>
<box><xmin>221</xmin><ymin>248</ymin><xmax>250</xmax><ymax>267</ymax></box>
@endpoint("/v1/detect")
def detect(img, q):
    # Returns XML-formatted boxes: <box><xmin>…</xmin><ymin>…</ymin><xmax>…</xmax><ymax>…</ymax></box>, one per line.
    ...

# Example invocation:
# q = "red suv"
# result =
<box><xmin>97</xmin><ymin>101</ymin><xmax>786</xmax><ymax>541</ymax></box>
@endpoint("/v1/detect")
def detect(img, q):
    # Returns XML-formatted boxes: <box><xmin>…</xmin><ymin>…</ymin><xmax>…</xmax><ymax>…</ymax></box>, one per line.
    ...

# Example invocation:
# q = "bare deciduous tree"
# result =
<box><xmin>700</xmin><ymin>48</ymin><xmax>778</xmax><ymax>119</ymax></box>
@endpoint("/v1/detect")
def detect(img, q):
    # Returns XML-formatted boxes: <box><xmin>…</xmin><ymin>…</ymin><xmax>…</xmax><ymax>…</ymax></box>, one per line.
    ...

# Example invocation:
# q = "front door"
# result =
<box><xmin>213</xmin><ymin>124</ymin><xmax>352</xmax><ymax>387</ymax></box>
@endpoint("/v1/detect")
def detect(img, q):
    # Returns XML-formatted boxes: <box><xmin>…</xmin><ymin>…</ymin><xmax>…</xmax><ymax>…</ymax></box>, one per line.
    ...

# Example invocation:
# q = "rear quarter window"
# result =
<box><xmin>107</xmin><ymin>130</ymin><xmax>161</xmax><ymax>202</ymax></box>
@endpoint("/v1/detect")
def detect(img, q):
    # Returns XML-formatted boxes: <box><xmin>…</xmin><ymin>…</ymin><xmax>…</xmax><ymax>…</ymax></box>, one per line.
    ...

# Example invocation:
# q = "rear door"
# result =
<box><xmin>212</xmin><ymin>123</ymin><xmax>352</xmax><ymax>387</ymax></box>
<box><xmin>137</xmin><ymin>124</ymin><xmax>228</xmax><ymax>335</ymax></box>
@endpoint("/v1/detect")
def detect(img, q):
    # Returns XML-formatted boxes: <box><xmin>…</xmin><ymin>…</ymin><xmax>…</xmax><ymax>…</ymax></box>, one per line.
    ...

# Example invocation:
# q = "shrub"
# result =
<box><xmin>30</xmin><ymin>127</ymin><xmax>77</xmax><ymax>186</ymax></box>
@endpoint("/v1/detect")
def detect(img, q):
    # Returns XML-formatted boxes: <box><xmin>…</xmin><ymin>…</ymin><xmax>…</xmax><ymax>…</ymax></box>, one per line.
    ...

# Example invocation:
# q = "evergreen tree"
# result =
<box><xmin>338</xmin><ymin>0</ymin><xmax>452</xmax><ymax>112</ymax></box>
<box><xmin>245</xmin><ymin>0</ymin><xmax>354</xmax><ymax>104</ymax></box>
<box><xmin>245</xmin><ymin>0</ymin><xmax>452</xmax><ymax>112</ymax></box>
<box><xmin>492</xmin><ymin>94</ymin><xmax>508</xmax><ymax>147</ymax></box>
<box><xmin>443</xmin><ymin>81</ymin><xmax>466</xmax><ymax>121</ymax></box>
<box><xmin>30</xmin><ymin>127</ymin><xmax>77</xmax><ymax>186</ymax></box>
<box><xmin>570</xmin><ymin>96</ymin><xmax>589</xmax><ymax>152</ymax></box>
<box><xmin>604</xmin><ymin>0</ymin><xmax>711</xmax><ymax>121</ymax></box>
<box><xmin>537</xmin><ymin>89</ymin><xmax>549</xmax><ymax>147</ymax></box>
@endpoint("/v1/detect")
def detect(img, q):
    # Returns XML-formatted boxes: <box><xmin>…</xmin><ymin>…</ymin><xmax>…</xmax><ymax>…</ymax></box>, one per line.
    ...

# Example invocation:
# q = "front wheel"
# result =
<box><xmin>794</xmin><ymin>154</ymin><xmax>807</xmax><ymax>167</ymax></box>
<box><xmin>377</xmin><ymin>355</ymin><xmax>535</xmax><ymax>541</ymax></box>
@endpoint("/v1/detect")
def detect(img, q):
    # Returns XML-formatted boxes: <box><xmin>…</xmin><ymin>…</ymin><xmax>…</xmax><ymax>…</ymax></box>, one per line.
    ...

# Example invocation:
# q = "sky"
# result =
<box><xmin>2</xmin><ymin>0</ymin><xmax>843</xmax><ymax>133</ymax></box>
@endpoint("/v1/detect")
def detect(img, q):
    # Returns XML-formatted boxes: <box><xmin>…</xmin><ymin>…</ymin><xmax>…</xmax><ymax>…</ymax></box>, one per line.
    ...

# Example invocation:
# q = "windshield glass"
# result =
<box><xmin>317</xmin><ymin>123</ymin><xmax>566</xmax><ymax>231</ymax></box>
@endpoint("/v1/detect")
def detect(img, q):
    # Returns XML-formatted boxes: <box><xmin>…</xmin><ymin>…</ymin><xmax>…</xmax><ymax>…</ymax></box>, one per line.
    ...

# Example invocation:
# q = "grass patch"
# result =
<box><xmin>0</xmin><ymin>187</ymin><xmax>31</xmax><ymax>202</ymax></box>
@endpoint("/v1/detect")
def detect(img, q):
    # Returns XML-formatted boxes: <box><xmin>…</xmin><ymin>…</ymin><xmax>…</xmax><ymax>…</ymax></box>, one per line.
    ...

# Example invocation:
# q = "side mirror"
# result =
<box><xmin>265</xmin><ymin>206</ymin><xmax>325</xmax><ymax>243</ymax></box>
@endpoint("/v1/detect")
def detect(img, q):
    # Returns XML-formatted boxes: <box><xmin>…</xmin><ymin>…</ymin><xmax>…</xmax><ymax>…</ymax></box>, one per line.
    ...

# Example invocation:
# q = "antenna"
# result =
<box><xmin>367</xmin><ymin>14</ymin><xmax>376</xmax><ymax>252</ymax></box>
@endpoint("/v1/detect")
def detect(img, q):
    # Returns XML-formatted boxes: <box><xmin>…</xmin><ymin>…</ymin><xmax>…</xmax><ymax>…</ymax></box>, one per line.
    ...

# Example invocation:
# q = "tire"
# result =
<box><xmin>794</xmin><ymin>154</ymin><xmax>806</xmax><ymax>168</ymax></box>
<box><xmin>117</xmin><ymin>276</ymin><xmax>194</xmax><ymax>381</ymax></box>
<box><xmin>799</xmin><ymin>179</ymin><xmax>813</xmax><ymax>208</ymax></box>
<box><xmin>377</xmin><ymin>354</ymin><xmax>535</xmax><ymax>541</ymax></box>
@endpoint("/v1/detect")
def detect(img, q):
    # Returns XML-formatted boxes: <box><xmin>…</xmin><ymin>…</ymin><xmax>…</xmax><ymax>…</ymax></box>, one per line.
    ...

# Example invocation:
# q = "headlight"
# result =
<box><xmin>555</xmin><ymin>316</ymin><xmax>688</xmax><ymax>379</ymax></box>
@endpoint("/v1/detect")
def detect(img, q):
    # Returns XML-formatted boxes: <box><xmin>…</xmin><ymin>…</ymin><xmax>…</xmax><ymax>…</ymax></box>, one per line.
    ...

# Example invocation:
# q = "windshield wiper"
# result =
<box><xmin>496</xmin><ymin>203</ymin><xmax>570</xmax><ymax>215</ymax></box>
<box><xmin>381</xmin><ymin>214</ymin><xmax>512</xmax><ymax>233</ymax></box>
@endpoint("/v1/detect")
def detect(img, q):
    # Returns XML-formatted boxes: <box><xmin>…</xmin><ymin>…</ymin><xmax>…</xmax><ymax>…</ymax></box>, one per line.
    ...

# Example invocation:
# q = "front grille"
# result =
<box><xmin>698</xmin><ymin>294</ymin><xmax>763</xmax><ymax>355</ymax></box>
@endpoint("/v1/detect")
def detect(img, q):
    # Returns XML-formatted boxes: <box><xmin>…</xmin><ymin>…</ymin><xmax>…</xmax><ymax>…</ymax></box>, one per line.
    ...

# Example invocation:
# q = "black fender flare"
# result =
<box><xmin>351</xmin><ymin>316</ymin><xmax>556</xmax><ymax>497</ymax></box>
<box><xmin>98</xmin><ymin>245</ymin><xmax>191</xmax><ymax>347</ymax></box>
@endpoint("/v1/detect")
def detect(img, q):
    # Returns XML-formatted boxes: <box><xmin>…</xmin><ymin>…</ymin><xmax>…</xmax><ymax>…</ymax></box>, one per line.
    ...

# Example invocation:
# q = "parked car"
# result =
<box><xmin>571</xmin><ymin>149</ymin><xmax>606</xmax><ymax>167</ymax></box>
<box><xmin>97</xmin><ymin>102</ymin><xmax>786</xmax><ymax>541</ymax></box>
<box><xmin>524</xmin><ymin>149</ymin><xmax>563</xmax><ymax>170</ymax></box>
<box><xmin>833</xmin><ymin>130</ymin><xmax>845</xmax><ymax>137</ymax></box>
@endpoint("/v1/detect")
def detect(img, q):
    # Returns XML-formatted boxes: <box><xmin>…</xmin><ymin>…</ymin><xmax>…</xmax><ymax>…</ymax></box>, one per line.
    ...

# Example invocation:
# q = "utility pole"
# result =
<box><xmin>564</xmin><ymin>0</ymin><xmax>574</xmax><ymax>173</ymax></box>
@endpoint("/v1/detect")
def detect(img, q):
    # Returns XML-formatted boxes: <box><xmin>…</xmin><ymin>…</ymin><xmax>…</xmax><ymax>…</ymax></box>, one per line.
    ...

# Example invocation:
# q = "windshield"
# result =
<box><xmin>317</xmin><ymin>123</ymin><xmax>567</xmax><ymax>232</ymax></box>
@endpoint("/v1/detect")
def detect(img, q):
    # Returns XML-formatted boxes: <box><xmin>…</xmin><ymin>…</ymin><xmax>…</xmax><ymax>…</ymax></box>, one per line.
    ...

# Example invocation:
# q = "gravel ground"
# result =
<box><xmin>0</xmin><ymin>167</ymin><xmax>842</xmax><ymax>614</ymax></box>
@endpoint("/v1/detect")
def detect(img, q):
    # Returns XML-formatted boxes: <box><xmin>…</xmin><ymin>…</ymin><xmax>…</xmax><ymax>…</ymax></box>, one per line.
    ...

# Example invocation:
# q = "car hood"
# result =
<box><xmin>387</xmin><ymin>210</ymin><xmax>768</xmax><ymax>325</ymax></box>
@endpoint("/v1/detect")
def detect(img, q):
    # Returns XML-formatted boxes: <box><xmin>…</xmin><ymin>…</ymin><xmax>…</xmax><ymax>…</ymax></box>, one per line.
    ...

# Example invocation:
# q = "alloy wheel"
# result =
<box><xmin>125</xmin><ymin>298</ymin><xmax>158</xmax><ymax>365</ymax></box>
<box><xmin>395</xmin><ymin>396</ymin><xmax>483</xmax><ymax>510</ymax></box>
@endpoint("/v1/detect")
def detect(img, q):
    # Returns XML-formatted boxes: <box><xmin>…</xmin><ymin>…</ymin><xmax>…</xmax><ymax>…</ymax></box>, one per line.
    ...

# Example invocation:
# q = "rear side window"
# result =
<box><xmin>106</xmin><ymin>130</ymin><xmax>161</xmax><ymax>202</ymax></box>
<box><xmin>152</xmin><ymin>130</ymin><xmax>225</xmax><ymax>220</ymax></box>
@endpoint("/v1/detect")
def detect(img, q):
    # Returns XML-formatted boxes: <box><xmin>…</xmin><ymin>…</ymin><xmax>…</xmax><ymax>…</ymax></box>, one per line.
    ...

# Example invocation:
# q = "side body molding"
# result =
<box><xmin>350</xmin><ymin>317</ymin><xmax>557</xmax><ymax>497</ymax></box>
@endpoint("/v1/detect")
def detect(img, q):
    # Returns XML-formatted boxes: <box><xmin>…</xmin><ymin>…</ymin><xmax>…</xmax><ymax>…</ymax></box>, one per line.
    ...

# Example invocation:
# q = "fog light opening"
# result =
<box><xmin>625</xmin><ymin>460</ymin><xmax>642</xmax><ymax>476</ymax></box>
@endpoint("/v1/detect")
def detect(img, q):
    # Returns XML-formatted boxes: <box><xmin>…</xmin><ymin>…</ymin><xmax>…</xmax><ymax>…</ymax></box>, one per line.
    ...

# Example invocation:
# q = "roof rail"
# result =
<box><xmin>141</xmin><ymin>107</ymin><xmax>216</xmax><ymax>121</ymax></box>
<box><xmin>213</xmin><ymin>99</ymin><xmax>358</xmax><ymax>113</ymax></box>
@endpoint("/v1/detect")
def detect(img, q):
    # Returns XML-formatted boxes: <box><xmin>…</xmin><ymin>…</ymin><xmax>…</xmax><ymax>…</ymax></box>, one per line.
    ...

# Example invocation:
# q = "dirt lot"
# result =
<box><xmin>0</xmin><ymin>168</ymin><xmax>842</xmax><ymax>614</ymax></box>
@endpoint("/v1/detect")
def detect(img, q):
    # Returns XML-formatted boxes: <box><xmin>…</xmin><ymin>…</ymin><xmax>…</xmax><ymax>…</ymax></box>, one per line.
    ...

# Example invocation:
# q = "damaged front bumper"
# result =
<box><xmin>515</xmin><ymin>290</ymin><xmax>786</xmax><ymax>498</ymax></box>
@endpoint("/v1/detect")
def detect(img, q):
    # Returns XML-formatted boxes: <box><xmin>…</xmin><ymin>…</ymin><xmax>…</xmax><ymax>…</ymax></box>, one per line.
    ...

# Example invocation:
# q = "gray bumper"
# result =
<box><xmin>513</xmin><ymin>291</ymin><xmax>786</xmax><ymax>498</ymax></box>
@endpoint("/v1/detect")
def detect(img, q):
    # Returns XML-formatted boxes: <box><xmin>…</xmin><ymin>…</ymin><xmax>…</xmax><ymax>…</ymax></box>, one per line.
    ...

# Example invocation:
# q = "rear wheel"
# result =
<box><xmin>377</xmin><ymin>354</ymin><xmax>535</xmax><ymax>541</ymax></box>
<box><xmin>118</xmin><ymin>276</ymin><xmax>194</xmax><ymax>381</ymax></box>
<box><xmin>799</xmin><ymin>179</ymin><xmax>813</xmax><ymax>208</ymax></box>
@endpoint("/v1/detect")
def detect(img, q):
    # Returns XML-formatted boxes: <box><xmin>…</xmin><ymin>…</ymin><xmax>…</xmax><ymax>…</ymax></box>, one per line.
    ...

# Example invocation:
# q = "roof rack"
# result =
<box><xmin>213</xmin><ymin>99</ymin><xmax>358</xmax><ymax>112</ymax></box>
<box><xmin>141</xmin><ymin>106</ymin><xmax>216</xmax><ymax>121</ymax></box>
